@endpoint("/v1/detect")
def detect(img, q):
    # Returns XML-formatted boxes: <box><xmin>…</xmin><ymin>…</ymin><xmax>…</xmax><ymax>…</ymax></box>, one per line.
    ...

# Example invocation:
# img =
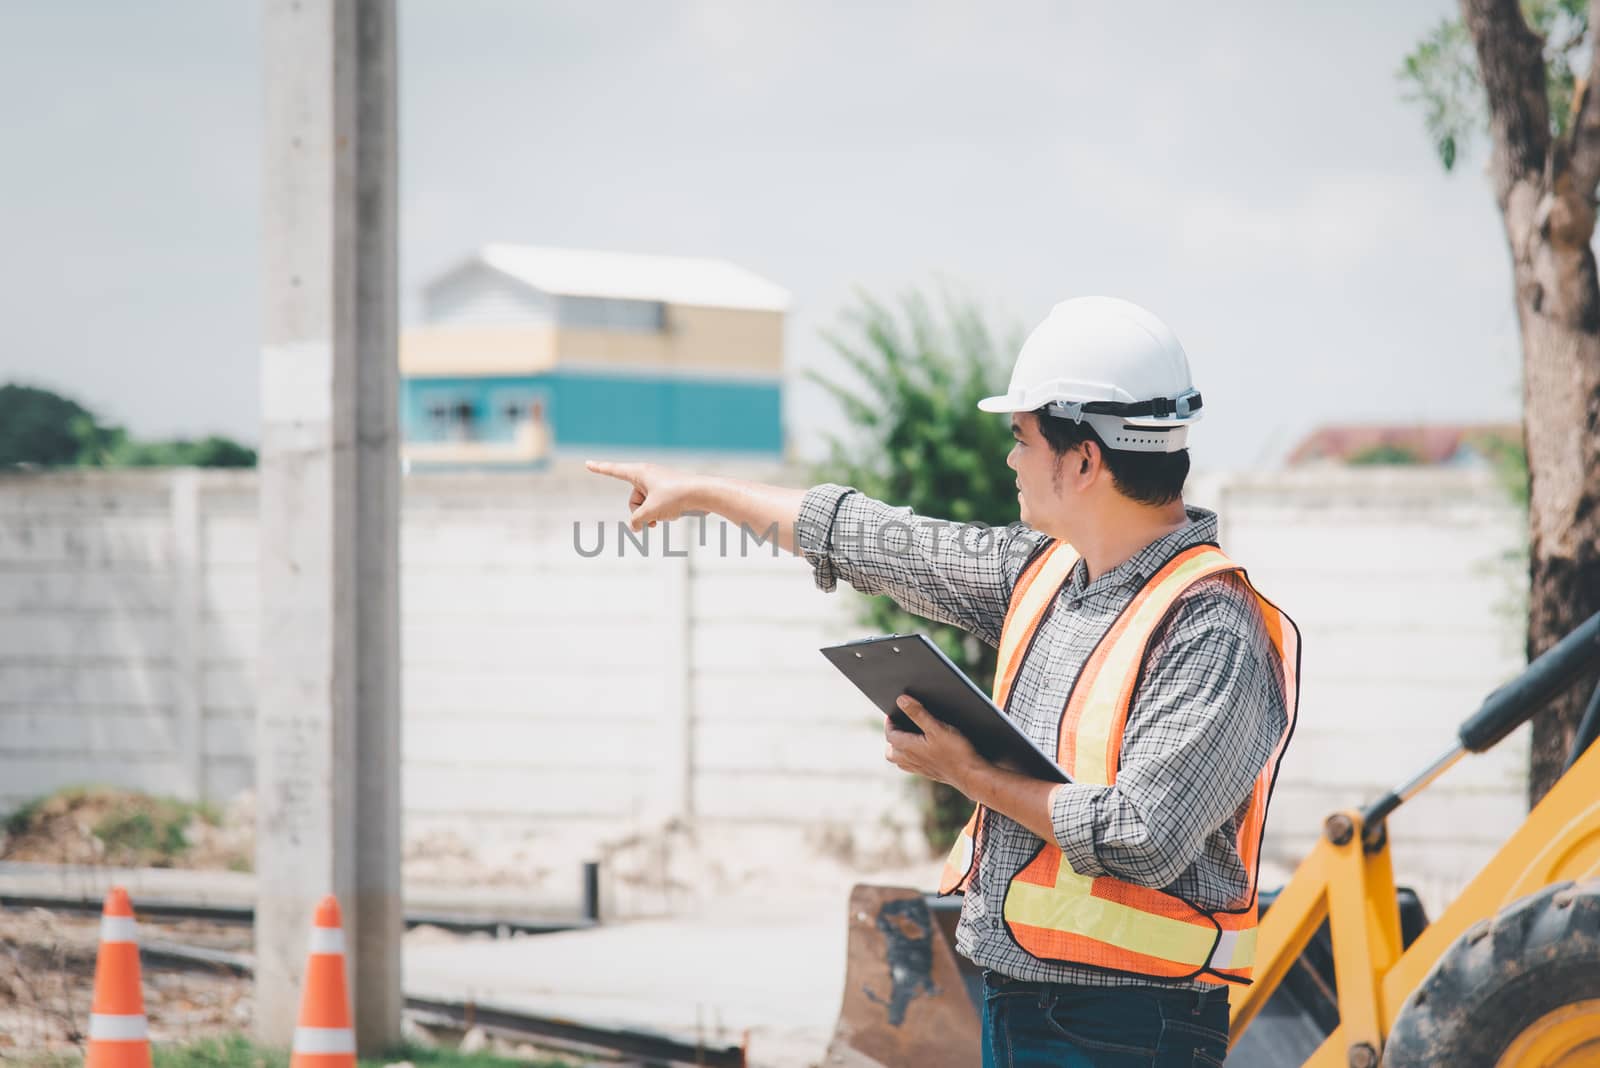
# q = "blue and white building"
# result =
<box><xmin>400</xmin><ymin>245</ymin><xmax>790</xmax><ymax>469</ymax></box>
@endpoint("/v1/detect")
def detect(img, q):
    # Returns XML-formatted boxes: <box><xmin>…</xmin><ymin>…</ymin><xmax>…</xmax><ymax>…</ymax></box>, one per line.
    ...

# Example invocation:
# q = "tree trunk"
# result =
<box><xmin>1498</xmin><ymin>173</ymin><xmax>1600</xmax><ymax>806</ymax></box>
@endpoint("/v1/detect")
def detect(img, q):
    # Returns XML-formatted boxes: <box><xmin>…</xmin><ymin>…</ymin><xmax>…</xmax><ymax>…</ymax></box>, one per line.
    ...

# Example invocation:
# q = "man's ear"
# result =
<box><xmin>1078</xmin><ymin>440</ymin><xmax>1100</xmax><ymax>478</ymax></box>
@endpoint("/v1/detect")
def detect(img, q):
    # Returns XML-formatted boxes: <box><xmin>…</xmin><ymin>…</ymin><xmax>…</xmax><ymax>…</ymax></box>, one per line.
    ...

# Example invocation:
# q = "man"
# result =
<box><xmin>588</xmin><ymin>296</ymin><xmax>1297</xmax><ymax>1067</ymax></box>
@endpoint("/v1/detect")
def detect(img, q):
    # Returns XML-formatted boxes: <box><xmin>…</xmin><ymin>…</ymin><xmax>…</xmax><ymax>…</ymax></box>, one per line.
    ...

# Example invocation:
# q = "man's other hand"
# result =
<box><xmin>884</xmin><ymin>694</ymin><xmax>985</xmax><ymax>793</ymax></box>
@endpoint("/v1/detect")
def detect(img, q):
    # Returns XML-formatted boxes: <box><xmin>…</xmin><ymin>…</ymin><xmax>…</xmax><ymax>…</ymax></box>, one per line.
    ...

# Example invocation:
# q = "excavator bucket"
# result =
<box><xmin>824</xmin><ymin>884</ymin><xmax>980</xmax><ymax>1068</ymax></box>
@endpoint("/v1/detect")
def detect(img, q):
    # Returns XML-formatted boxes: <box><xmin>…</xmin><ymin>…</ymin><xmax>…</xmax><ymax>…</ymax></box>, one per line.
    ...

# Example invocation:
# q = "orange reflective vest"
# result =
<box><xmin>938</xmin><ymin>539</ymin><xmax>1299</xmax><ymax>985</ymax></box>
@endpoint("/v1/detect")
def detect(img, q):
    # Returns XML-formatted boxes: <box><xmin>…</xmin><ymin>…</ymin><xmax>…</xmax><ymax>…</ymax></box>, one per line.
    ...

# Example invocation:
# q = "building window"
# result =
<box><xmin>557</xmin><ymin>295</ymin><xmax>665</xmax><ymax>332</ymax></box>
<box><xmin>419</xmin><ymin>396</ymin><xmax>478</xmax><ymax>442</ymax></box>
<box><xmin>502</xmin><ymin>399</ymin><xmax>546</xmax><ymax>424</ymax></box>
<box><xmin>450</xmin><ymin>401</ymin><xmax>476</xmax><ymax>441</ymax></box>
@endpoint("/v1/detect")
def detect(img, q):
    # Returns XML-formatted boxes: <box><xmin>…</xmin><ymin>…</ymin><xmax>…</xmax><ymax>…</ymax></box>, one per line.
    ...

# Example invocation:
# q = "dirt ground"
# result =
<box><xmin>0</xmin><ymin>784</ymin><xmax>939</xmax><ymax>1065</ymax></box>
<box><xmin>0</xmin><ymin>908</ymin><xmax>253</xmax><ymax>1058</ymax></box>
<box><xmin>0</xmin><ymin>909</ymin><xmax>571</xmax><ymax>1063</ymax></box>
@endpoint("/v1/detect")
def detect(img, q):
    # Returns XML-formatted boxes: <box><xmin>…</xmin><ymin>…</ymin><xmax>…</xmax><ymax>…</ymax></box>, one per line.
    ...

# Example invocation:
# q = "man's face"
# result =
<box><xmin>1007</xmin><ymin>412</ymin><xmax>1076</xmax><ymax>531</ymax></box>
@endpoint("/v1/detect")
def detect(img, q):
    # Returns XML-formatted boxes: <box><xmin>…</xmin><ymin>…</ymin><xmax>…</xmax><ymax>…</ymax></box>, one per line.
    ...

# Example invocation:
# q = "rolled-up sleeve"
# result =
<box><xmin>1047</xmin><ymin>579</ymin><xmax>1286</xmax><ymax>889</ymax></box>
<box><xmin>796</xmin><ymin>483</ymin><xmax>1047</xmax><ymax>648</ymax></box>
<box><xmin>795</xmin><ymin>483</ymin><xmax>860</xmax><ymax>593</ymax></box>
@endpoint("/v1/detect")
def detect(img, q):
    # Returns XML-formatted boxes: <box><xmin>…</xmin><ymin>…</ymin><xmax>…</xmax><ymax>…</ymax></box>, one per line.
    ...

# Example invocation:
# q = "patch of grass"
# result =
<box><xmin>377</xmin><ymin>1044</ymin><xmax>571</xmax><ymax>1067</ymax></box>
<box><xmin>4</xmin><ymin>786</ymin><xmax>87</xmax><ymax>837</ymax></box>
<box><xmin>153</xmin><ymin>1035</ymin><xmax>287</xmax><ymax>1067</ymax></box>
<box><xmin>91</xmin><ymin>793</ymin><xmax>219</xmax><ymax>864</ymax></box>
<box><xmin>114</xmin><ymin>1037</ymin><xmax>579</xmax><ymax>1067</ymax></box>
<box><xmin>95</xmin><ymin>809</ymin><xmax>188</xmax><ymax>858</ymax></box>
<box><xmin>4</xmin><ymin>794</ymin><xmax>49</xmax><ymax>837</ymax></box>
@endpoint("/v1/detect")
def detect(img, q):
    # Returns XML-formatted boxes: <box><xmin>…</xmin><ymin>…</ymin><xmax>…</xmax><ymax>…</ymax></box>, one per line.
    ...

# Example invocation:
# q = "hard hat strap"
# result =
<box><xmin>1045</xmin><ymin>389</ymin><xmax>1202</xmax><ymax>423</ymax></box>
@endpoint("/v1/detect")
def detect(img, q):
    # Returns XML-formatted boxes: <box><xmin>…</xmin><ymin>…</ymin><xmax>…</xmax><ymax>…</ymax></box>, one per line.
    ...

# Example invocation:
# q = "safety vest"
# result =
<box><xmin>937</xmin><ymin>538</ymin><xmax>1299</xmax><ymax>985</ymax></box>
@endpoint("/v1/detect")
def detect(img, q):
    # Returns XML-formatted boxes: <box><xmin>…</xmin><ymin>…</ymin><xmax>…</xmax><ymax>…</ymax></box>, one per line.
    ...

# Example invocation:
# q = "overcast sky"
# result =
<box><xmin>0</xmin><ymin>1</ymin><xmax>1523</xmax><ymax>468</ymax></box>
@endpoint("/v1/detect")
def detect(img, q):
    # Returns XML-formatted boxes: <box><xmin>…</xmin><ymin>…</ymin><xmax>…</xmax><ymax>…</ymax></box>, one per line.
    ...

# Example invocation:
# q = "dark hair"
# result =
<box><xmin>1032</xmin><ymin>407</ymin><xmax>1189</xmax><ymax>506</ymax></box>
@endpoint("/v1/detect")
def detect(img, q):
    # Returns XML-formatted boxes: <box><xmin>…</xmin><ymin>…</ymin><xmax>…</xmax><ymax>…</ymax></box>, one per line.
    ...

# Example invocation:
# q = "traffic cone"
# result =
<box><xmin>290</xmin><ymin>895</ymin><xmax>357</xmax><ymax>1068</ymax></box>
<box><xmin>85</xmin><ymin>886</ymin><xmax>151</xmax><ymax>1068</ymax></box>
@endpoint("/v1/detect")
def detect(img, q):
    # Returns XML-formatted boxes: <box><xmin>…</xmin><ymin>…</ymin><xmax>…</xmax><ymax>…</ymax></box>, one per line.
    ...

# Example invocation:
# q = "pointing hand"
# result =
<box><xmin>585</xmin><ymin>460</ymin><xmax>701</xmax><ymax>533</ymax></box>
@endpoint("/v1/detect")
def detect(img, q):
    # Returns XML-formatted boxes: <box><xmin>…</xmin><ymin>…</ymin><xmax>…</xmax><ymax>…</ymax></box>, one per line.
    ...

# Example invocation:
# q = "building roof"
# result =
<box><xmin>1286</xmin><ymin>423</ymin><xmax>1521</xmax><ymax>466</ymax></box>
<box><xmin>456</xmin><ymin>244</ymin><xmax>792</xmax><ymax>313</ymax></box>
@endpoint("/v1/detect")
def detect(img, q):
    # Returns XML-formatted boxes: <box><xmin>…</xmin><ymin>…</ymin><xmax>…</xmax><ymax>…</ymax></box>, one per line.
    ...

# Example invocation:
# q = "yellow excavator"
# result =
<box><xmin>826</xmin><ymin>610</ymin><xmax>1600</xmax><ymax>1067</ymax></box>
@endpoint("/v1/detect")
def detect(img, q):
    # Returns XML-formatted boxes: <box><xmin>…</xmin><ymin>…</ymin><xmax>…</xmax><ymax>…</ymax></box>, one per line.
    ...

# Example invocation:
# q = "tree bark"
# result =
<box><xmin>1506</xmin><ymin>185</ymin><xmax>1600</xmax><ymax>804</ymax></box>
<box><xmin>1463</xmin><ymin>0</ymin><xmax>1600</xmax><ymax>805</ymax></box>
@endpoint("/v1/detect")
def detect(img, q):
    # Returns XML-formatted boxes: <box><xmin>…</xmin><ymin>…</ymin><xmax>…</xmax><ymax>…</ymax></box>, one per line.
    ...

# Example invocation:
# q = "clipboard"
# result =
<box><xmin>820</xmin><ymin>633</ymin><xmax>1070</xmax><ymax>785</ymax></box>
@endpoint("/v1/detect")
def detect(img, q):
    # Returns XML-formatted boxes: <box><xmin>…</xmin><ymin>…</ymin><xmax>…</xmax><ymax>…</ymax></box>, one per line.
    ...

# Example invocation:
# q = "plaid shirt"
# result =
<box><xmin>797</xmin><ymin>484</ymin><xmax>1287</xmax><ymax>989</ymax></box>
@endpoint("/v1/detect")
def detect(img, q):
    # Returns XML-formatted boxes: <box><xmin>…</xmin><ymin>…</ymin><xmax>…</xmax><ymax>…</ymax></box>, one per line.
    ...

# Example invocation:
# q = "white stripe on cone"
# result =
<box><xmin>307</xmin><ymin>927</ymin><xmax>345</xmax><ymax>954</ymax></box>
<box><xmin>293</xmin><ymin>1026</ymin><xmax>356</xmax><ymax>1054</ymax></box>
<box><xmin>89</xmin><ymin>1013</ymin><xmax>150</xmax><ymax>1041</ymax></box>
<box><xmin>99</xmin><ymin>916</ymin><xmax>139</xmax><ymax>944</ymax></box>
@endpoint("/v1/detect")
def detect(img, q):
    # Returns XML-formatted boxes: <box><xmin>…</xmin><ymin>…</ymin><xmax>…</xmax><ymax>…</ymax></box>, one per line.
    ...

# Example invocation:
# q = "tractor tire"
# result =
<box><xmin>1384</xmin><ymin>880</ymin><xmax>1600</xmax><ymax>1067</ymax></box>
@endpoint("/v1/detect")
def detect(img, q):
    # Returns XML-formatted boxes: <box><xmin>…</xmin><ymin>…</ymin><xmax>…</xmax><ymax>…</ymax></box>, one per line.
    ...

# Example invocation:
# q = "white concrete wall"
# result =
<box><xmin>0</xmin><ymin>465</ymin><xmax>1529</xmax><ymax>900</ymax></box>
<box><xmin>0</xmin><ymin>473</ymin><xmax>210</xmax><ymax>805</ymax></box>
<box><xmin>1202</xmin><ymin>469</ymin><xmax>1529</xmax><ymax>902</ymax></box>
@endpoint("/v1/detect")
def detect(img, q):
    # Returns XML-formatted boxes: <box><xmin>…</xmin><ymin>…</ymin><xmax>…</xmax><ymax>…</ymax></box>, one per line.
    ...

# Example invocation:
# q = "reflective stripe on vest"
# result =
<box><xmin>939</xmin><ymin>539</ymin><xmax>1299</xmax><ymax>986</ymax></box>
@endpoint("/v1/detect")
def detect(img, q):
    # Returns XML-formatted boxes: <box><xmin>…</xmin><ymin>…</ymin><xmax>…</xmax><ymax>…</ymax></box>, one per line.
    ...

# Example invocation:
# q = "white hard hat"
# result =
<box><xmin>978</xmin><ymin>296</ymin><xmax>1202</xmax><ymax>453</ymax></box>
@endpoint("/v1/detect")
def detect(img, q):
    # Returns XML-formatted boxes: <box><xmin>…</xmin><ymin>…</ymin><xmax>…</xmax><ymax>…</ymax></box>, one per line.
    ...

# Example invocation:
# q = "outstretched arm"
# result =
<box><xmin>792</xmin><ymin>484</ymin><xmax>1046</xmax><ymax>648</ymax></box>
<box><xmin>586</xmin><ymin>460</ymin><xmax>810</xmax><ymax>554</ymax></box>
<box><xmin>587</xmin><ymin>460</ymin><xmax>1048</xmax><ymax>646</ymax></box>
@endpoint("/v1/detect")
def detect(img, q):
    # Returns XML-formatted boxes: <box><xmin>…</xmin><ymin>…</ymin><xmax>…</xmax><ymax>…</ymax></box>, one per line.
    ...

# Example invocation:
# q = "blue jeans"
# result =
<box><xmin>980</xmin><ymin>970</ymin><xmax>1230</xmax><ymax>1067</ymax></box>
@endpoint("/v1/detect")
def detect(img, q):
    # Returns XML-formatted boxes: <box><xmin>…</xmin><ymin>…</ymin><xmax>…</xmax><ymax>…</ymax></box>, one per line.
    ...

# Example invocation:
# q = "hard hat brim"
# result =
<box><xmin>976</xmin><ymin>394</ymin><xmax>1015</xmax><ymax>413</ymax></box>
<box><xmin>976</xmin><ymin>393</ymin><xmax>1202</xmax><ymax>426</ymax></box>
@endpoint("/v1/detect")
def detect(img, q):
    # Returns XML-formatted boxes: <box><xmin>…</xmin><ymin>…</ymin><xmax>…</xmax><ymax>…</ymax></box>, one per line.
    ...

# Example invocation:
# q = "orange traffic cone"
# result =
<box><xmin>290</xmin><ymin>895</ymin><xmax>357</xmax><ymax>1068</ymax></box>
<box><xmin>85</xmin><ymin>886</ymin><xmax>151</xmax><ymax>1068</ymax></box>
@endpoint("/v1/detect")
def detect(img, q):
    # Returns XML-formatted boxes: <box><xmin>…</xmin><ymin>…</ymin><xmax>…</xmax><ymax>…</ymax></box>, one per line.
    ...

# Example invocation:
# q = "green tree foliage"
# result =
<box><xmin>1400</xmin><ymin>0</ymin><xmax>1588</xmax><ymax>171</ymax></box>
<box><xmin>0</xmin><ymin>384</ymin><xmax>96</xmax><ymax>467</ymax></box>
<box><xmin>91</xmin><ymin>432</ymin><xmax>257</xmax><ymax>469</ymax></box>
<box><xmin>808</xmin><ymin>289</ymin><xmax>1019</xmax><ymax>849</ymax></box>
<box><xmin>0</xmin><ymin>382</ymin><xmax>255</xmax><ymax>468</ymax></box>
<box><xmin>1472</xmin><ymin>433</ymin><xmax>1532</xmax><ymax>509</ymax></box>
<box><xmin>1345</xmin><ymin>442</ymin><xmax>1425</xmax><ymax>466</ymax></box>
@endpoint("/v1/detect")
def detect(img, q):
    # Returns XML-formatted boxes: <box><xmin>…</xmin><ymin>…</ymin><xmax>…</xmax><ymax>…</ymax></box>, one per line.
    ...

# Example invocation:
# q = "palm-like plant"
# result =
<box><xmin>808</xmin><ymin>288</ymin><xmax>1021</xmax><ymax>849</ymax></box>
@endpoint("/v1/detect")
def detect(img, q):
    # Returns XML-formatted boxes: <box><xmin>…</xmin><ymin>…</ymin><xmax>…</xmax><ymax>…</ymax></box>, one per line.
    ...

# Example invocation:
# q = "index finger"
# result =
<box><xmin>585</xmin><ymin>460</ymin><xmax>638</xmax><ymax>484</ymax></box>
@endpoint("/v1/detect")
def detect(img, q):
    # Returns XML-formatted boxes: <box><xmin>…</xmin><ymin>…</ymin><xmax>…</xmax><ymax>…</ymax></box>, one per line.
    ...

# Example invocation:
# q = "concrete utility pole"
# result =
<box><xmin>258</xmin><ymin>0</ymin><xmax>401</xmax><ymax>1053</ymax></box>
